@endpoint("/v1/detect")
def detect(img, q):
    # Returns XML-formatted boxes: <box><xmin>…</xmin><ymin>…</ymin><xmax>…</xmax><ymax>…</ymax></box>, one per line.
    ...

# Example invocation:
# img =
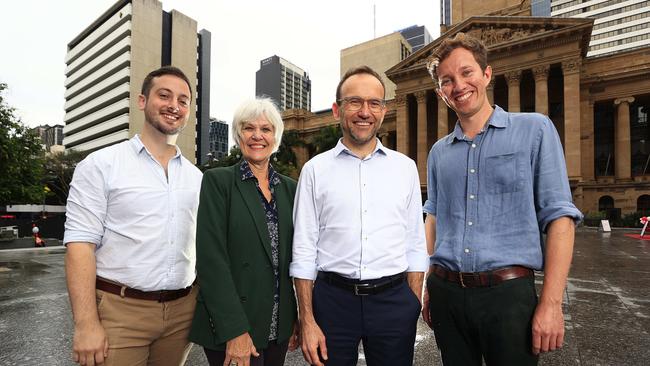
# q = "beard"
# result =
<box><xmin>340</xmin><ymin>117</ymin><xmax>381</xmax><ymax>145</ymax></box>
<box><xmin>144</xmin><ymin>108</ymin><xmax>186</xmax><ymax>136</ymax></box>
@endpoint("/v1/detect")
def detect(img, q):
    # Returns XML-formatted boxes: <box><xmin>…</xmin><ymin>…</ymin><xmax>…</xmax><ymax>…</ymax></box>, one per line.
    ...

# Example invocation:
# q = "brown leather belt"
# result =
<box><xmin>432</xmin><ymin>265</ymin><xmax>533</xmax><ymax>288</ymax></box>
<box><xmin>96</xmin><ymin>277</ymin><xmax>193</xmax><ymax>302</ymax></box>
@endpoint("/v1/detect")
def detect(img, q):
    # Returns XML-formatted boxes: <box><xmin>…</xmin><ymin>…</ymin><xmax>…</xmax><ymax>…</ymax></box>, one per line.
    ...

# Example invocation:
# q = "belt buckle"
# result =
<box><xmin>458</xmin><ymin>272</ymin><xmax>477</xmax><ymax>288</ymax></box>
<box><xmin>354</xmin><ymin>283</ymin><xmax>371</xmax><ymax>296</ymax></box>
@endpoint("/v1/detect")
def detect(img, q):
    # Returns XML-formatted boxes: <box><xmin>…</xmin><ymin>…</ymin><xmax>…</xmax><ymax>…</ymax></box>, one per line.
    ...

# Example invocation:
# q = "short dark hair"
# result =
<box><xmin>428</xmin><ymin>32</ymin><xmax>488</xmax><ymax>86</ymax></box>
<box><xmin>336</xmin><ymin>65</ymin><xmax>386</xmax><ymax>103</ymax></box>
<box><xmin>141</xmin><ymin>65</ymin><xmax>192</xmax><ymax>100</ymax></box>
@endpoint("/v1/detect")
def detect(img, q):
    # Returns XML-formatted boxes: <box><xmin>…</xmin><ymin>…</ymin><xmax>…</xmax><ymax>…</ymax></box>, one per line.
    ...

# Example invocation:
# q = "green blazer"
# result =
<box><xmin>189</xmin><ymin>162</ymin><xmax>297</xmax><ymax>351</ymax></box>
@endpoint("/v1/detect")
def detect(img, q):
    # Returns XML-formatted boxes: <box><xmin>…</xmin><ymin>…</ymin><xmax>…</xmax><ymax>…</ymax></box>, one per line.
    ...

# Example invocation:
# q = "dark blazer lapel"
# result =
<box><xmin>275</xmin><ymin>179</ymin><xmax>292</xmax><ymax>268</ymax></box>
<box><xmin>234</xmin><ymin>165</ymin><xmax>273</xmax><ymax>263</ymax></box>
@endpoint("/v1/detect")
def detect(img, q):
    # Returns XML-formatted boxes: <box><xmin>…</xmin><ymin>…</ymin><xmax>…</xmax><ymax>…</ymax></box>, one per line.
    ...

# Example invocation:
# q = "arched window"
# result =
<box><xmin>637</xmin><ymin>195</ymin><xmax>650</xmax><ymax>212</ymax></box>
<box><xmin>598</xmin><ymin>196</ymin><xmax>614</xmax><ymax>211</ymax></box>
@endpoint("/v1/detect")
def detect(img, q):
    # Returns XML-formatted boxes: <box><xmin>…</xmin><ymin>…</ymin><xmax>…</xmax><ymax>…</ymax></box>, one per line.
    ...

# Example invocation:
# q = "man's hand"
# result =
<box><xmin>72</xmin><ymin>319</ymin><xmax>108</xmax><ymax>365</ymax></box>
<box><xmin>299</xmin><ymin>319</ymin><xmax>328</xmax><ymax>366</ymax></box>
<box><xmin>531</xmin><ymin>301</ymin><xmax>564</xmax><ymax>355</ymax></box>
<box><xmin>224</xmin><ymin>332</ymin><xmax>259</xmax><ymax>366</ymax></box>
<box><xmin>422</xmin><ymin>286</ymin><xmax>433</xmax><ymax>329</ymax></box>
<box><xmin>288</xmin><ymin>320</ymin><xmax>300</xmax><ymax>352</ymax></box>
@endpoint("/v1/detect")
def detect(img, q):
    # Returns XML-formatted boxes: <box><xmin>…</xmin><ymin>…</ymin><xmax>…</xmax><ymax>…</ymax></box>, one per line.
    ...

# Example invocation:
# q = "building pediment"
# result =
<box><xmin>387</xmin><ymin>16</ymin><xmax>593</xmax><ymax>81</ymax></box>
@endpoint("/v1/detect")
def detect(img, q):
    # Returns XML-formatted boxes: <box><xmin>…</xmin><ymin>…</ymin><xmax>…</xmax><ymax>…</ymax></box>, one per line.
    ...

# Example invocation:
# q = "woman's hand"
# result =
<box><xmin>223</xmin><ymin>332</ymin><xmax>259</xmax><ymax>366</ymax></box>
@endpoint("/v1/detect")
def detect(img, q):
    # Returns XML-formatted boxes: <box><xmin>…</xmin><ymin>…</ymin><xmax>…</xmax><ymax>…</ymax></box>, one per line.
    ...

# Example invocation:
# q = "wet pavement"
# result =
<box><xmin>0</xmin><ymin>228</ymin><xmax>648</xmax><ymax>365</ymax></box>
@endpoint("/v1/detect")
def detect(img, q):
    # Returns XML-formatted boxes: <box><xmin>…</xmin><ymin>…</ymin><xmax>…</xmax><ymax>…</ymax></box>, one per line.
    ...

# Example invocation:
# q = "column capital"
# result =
<box><xmin>395</xmin><ymin>93</ymin><xmax>408</xmax><ymax>107</ymax></box>
<box><xmin>414</xmin><ymin>90</ymin><xmax>427</xmax><ymax>103</ymax></box>
<box><xmin>614</xmin><ymin>97</ymin><xmax>635</xmax><ymax>105</ymax></box>
<box><xmin>504</xmin><ymin>70</ymin><xmax>522</xmax><ymax>86</ymax></box>
<box><xmin>532</xmin><ymin>65</ymin><xmax>550</xmax><ymax>81</ymax></box>
<box><xmin>561</xmin><ymin>58</ymin><xmax>582</xmax><ymax>74</ymax></box>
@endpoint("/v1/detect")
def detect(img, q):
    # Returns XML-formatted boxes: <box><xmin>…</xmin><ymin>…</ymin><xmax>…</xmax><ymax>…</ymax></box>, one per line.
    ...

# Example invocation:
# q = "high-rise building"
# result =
<box><xmin>551</xmin><ymin>0</ymin><xmax>650</xmax><ymax>57</ymax></box>
<box><xmin>399</xmin><ymin>25</ymin><xmax>433</xmax><ymax>52</ymax></box>
<box><xmin>33</xmin><ymin>124</ymin><xmax>64</xmax><ymax>151</ymax></box>
<box><xmin>340</xmin><ymin>32</ymin><xmax>412</xmax><ymax>100</ymax></box>
<box><xmin>256</xmin><ymin>55</ymin><xmax>311</xmax><ymax>111</ymax></box>
<box><xmin>207</xmin><ymin>118</ymin><xmax>229</xmax><ymax>162</ymax></box>
<box><xmin>63</xmin><ymin>0</ymin><xmax>211</xmax><ymax>163</ymax></box>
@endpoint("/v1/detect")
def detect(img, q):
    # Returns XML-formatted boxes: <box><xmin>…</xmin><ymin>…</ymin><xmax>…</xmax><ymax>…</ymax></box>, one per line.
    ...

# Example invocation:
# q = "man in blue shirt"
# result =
<box><xmin>422</xmin><ymin>32</ymin><xmax>583</xmax><ymax>365</ymax></box>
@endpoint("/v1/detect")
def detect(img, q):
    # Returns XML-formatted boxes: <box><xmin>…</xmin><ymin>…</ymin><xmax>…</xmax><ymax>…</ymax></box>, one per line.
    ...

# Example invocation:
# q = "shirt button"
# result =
<box><xmin>471</xmin><ymin>143</ymin><xmax>476</xmax><ymax>148</ymax></box>
<box><xmin>464</xmin><ymin>248</ymin><xmax>470</xmax><ymax>253</ymax></box>
<box><xmin>468</xmin><ymin>221</ymin><xmax>473</xmax><ymax>226</ymax></box>
<box><xmin>470</xmin><ymin>169</ymin><xmax>475</xmax><ymax>173</ymax></box>
<box><xmin>469</xmin><ymin>194</ymin><xmax>475</xmax><ymax>199</ymax></box>
<box><xmin>364</xmin><ymin>237</ymin><xmax>368</xmax><ymax>241</ymax></box>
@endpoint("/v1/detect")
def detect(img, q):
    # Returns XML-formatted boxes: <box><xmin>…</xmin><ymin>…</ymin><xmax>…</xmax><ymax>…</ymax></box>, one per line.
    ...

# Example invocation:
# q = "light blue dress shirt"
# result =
<box><xmin>423</xmin><ymin>105</ymin><xmax>583</xmax><ymax>272</ymax></box>
<box><xmin>291</xmin><ymin>139</ymin><xmax>429</xmax><ymax>281</ymax></box>
<box><xmin>64</xmin><ymin>135</ymin><xmax>203</xmax><ymax>291</ymax></box>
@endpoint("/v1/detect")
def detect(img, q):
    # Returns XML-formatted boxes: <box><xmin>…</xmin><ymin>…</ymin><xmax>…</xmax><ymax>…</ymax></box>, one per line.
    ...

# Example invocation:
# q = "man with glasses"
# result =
<box><xmin>290</xmin><ymin>66</ymin><xmax>428</xmax><ymax>366</ymax></box>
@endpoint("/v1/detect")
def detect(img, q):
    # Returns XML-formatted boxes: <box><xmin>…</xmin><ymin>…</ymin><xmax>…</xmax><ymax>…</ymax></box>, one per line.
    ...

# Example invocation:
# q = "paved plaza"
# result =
<box><xmin>1</xmin><ymin>228</ymin><xmax>649</xmax><ymax>365</ymax></box>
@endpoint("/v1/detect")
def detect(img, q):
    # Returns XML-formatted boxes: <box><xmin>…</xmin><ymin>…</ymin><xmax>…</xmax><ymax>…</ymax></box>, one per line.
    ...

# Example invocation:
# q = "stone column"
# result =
<box><xmin>415</xmin><ymin>91</ymin><xmax>428</xmax><ymax>184</ymax></box>
<box><xmin>437</xmin><ymin>95</ymin><xmax>449</xmax><ymax>140</ymax></box>
<box><xmin>395</xmin><ymin>93</ymin><xmax>409</xmax><ymax>156</ymax></box>
<box><xmin>562</xmin><ymin>58</ymin><xmax>582</xmax><ymax>180</ymax></box>
<box><xmin>580</xmin><ymin>99</ymin><xmax>595</xmax><ymax>181</ymax></box>
<box><xmin>505</xmin><ymin>70</ymin><xmax>522</xmax><ymax>112</ymax></box>
<box><xmin>614</xmin><ymin>97</ymin><xmax>635</xmax><ymax>180</ymax></box>
<box><xmin>533</xmin><ymin>65</ymin><xmax>550</xmax><ymax>116</ymax></box>
<box><xmin>487</xmin><ymin>77</ymin><xmax>496</xmax><ymax>105</ymax></box>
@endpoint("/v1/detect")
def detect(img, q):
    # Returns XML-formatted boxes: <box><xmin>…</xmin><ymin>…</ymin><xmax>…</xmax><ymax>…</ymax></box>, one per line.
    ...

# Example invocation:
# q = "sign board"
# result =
<box><xmin>600</xmin><ymin>220</ymin><xmax>611</xmax><ymax>232</ymax></box>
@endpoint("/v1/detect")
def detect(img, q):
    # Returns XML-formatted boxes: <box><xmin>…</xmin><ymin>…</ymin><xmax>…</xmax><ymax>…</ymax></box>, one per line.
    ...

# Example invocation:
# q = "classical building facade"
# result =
<box><xmin>284</xmin><ymin>4</ymin><xmax>650</xmax><ymax>217</ymax></box>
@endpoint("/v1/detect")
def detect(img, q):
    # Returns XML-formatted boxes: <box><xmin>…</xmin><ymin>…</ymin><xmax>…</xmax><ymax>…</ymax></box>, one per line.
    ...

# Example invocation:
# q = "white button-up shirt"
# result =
<box><xmin>64</xmin><ymin>135</ymin><xmax>202</xmax><ymax>291</ymax></box>
<box><xmin>290</xmin><ymin>139</ymin><xmax>428</xmax><ymax>281</ymax></box>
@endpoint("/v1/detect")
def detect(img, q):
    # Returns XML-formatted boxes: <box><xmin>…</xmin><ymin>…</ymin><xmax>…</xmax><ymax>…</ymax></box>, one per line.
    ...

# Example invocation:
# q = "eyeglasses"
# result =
<box><xmin>338</xmin><ymin>97</ymin><xmax>386</xmax><ymax>113</ymax></box>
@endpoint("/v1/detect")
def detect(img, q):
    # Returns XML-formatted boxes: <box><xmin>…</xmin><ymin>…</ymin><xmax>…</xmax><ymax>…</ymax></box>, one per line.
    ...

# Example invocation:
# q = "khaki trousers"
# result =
<box><xmin>95</xmin><ymin>285</ymin><xmax>197</xmax><ymax>366</ymax></box>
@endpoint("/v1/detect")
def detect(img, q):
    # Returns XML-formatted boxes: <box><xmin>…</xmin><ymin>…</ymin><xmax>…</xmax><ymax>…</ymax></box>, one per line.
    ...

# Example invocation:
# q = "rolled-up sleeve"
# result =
<box><xmin>290</xmin><ymin>162</ymin><xmax>319</xmax><ymax>280</ymax></box>
<box><xmin>406</xmin><ymin>162</ymin><xmax>429</xmax><ymax>272</ymax></box>
<box><xmin>533</xmin><ymin>117</ymin><xmax>583</xmax><ymax>232</ymax></box>
<box><xmin>63</xmin><ymin>155</ymin><xmax>107</xmax><ymax>246</ymax></box>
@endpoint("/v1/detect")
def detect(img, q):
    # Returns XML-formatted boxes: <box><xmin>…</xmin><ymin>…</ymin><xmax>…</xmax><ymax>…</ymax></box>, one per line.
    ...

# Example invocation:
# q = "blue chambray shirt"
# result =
<box><xmin>423</xmin><ymin>105</ymin><xmax>583</xmax><ymax>272</ymax></box>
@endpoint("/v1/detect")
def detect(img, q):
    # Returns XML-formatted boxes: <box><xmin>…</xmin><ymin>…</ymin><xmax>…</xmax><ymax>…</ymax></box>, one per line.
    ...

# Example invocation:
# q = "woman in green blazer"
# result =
<box><xmin>190</xmin><ymin>98</ymin><xmax>298</xmax><ymax>366</ymax></box>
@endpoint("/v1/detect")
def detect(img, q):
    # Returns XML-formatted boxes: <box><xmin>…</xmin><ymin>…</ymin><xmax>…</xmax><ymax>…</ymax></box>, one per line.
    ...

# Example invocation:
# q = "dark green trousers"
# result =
<box><xmin>426</xmin><ymin>273</ymin><xmax>539</xmax><ymax>366</ymax></box>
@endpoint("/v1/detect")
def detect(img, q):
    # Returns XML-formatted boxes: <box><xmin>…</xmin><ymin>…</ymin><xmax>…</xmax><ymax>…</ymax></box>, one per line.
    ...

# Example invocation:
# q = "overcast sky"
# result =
<box><xmin>0</xmin><ymin>0</ymin><xmax>440</xmax><ymax>129</ymax></box>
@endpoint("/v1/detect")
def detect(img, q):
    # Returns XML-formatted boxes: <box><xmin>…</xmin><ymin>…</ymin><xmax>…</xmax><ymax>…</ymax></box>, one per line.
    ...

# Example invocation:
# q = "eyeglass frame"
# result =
<box><xmin>337</xmin><ymin>96</ymin><xmax>386</xmax><ymax>112</ymax></box>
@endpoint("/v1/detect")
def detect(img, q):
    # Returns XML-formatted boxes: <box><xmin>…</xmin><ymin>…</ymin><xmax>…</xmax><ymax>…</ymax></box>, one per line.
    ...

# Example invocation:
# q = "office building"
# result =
<box><xmin>256</xmin><ymin>55</ymin><xmax>311</xmax><ymax>111</ymax></box>
<box><xmin>33</xmin><ymin>124</ymin><xmax>64</xmax><ymax>151</ymax></box>
<box><xmin>207</xmin><ymin>118</ymin><xmax>229</xmax><ymax>162</ymax></box>
<box><xmin>63</xmin><ymin>0</ymin><xmax>211</xmax><ymax>163</ymax></box>
<box><xmin>398</xmin><ymin>25</ymin><xmax>433</xmax><ymax>52</ymax></box>
<box><xmin>340</xmin><ymin>32</ymin><xmax>412</xmax><ymax>100</ymax></box>
<box><xmin>551</xmin><ymin>0</ymin><xmax>650</xmax><ymax>57</ymax></box>
<box><xmin>283</xmin><ymin>0</ymin><xmax>650</xmax><ymax>216</ymax></box>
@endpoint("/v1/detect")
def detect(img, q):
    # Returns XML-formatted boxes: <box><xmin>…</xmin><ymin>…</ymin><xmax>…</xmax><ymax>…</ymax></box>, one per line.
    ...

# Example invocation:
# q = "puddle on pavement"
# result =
<box><xmin>0</xmin><ymin>261</ymin><xmax>49</xmax><ymax>274</ymax></box>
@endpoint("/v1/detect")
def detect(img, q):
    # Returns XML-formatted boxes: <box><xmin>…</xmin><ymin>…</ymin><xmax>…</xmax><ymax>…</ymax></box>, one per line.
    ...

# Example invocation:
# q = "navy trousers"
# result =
<box><xmin>313</xmin><ymin>276</ymin><xmax>421</xmax><ymax>366</ymax></box>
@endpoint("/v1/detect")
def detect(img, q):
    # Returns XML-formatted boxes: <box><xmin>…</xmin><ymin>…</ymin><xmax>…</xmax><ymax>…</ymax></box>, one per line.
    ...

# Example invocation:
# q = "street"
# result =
<box><xmin>1</xmin><ymin>229</ymin><xmax>649</xmax><ymax>365</ymax></box>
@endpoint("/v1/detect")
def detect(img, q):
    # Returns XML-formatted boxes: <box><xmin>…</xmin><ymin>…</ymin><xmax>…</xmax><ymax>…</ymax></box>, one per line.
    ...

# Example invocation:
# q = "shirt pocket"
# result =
<box><xmin>483</xmin><ymin>152</ymin><xmax>524</xmax><ymax>194</ymax></box>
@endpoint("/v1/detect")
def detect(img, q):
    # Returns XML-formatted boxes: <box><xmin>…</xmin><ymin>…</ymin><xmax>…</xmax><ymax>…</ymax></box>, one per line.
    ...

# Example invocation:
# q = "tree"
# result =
<box><xmin>0</xmin><ymin>82</ymin><xmax>45</xmax><ymax>205</ymax></box>
<box><xmin>308</xmin><ymin>125</ymin><xmax>342</xmax><ymax>157</ymax></box>
<box><xmin>43</xmin><ymin>149</ymin><xmax>89</xmax><ymax>205</ymax></box>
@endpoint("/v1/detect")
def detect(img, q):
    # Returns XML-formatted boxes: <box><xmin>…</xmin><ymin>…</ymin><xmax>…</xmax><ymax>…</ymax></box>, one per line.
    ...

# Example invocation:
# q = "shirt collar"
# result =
<box><xmin>446</xmin><ymin>105</ymin><xmax>508</xmax><ymax>144</ymax></box>
<box><xmin>240</xmin><ymin>159</ymin><xmax>281</xmax><ymax>186</ymax></box>
<box><xmin>130</xmin><ymin>134</ymin><xmax>182</xmax><ymax>162</ymax></box>
<box><xmin>333</xmin><ymin>138</ymin><xmax>388</xmax><ymax>158</ymax></box>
